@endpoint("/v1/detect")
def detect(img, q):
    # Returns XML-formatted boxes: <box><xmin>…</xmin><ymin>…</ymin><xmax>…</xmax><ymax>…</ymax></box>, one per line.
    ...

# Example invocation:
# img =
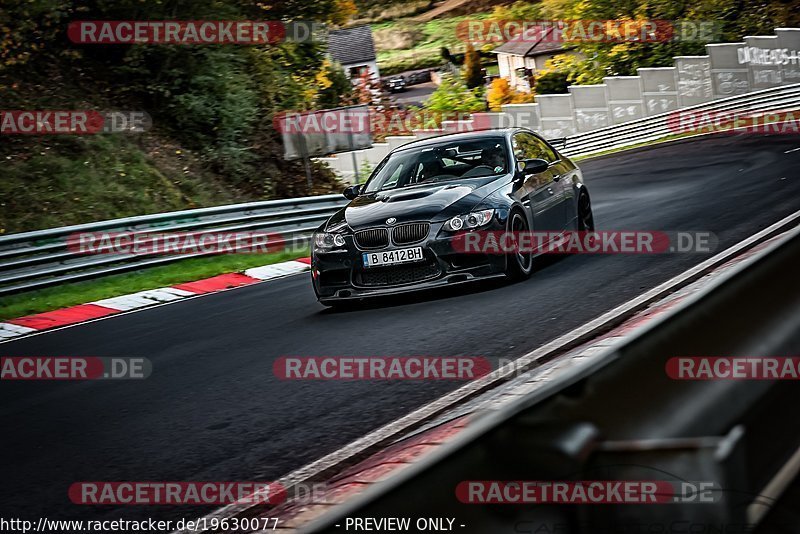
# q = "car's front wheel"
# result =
<box><xmin>578</xmin><ymin>190</ymin><xmax>595</xmax><ymax>231</ymax></box>
<box><xmin>504</xmin><ymin>210</ymin><xmax>533</xmax><ymax>281</ymax></box>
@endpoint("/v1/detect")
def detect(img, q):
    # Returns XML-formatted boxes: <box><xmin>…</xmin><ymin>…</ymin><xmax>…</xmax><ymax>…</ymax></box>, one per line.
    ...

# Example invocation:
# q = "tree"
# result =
<box><xmin>440</xmin><ymin>47</ymin><xmax>453</xmax><ymax>63</ymax></box>
<box><xmin>463</xmin><ymin>43</ymin><xmax>483</xmax><ymax>89</ymax></box>
<box><xmin>486</xmin><ymin>78</ymin><xmax>534</xmax><ymax>111</ymax></box>
<box><xmin>316</xmin><ymin>60</ymin><xmax>354</xmax><ymax>109</ymax></box>
<box><xmin>487</xmin><ymin>78</ymin><xmax>514</xmax><ymax>111</ymax></box>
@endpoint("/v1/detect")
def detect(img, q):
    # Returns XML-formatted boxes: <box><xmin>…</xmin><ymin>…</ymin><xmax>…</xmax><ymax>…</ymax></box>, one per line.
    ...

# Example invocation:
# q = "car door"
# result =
<box><xmin>534</xmin><ymin>135</ymin><xmax>574</xmax><ymax>230</ymax></box>
<box><xmin>511</xmin><ymin>132</ymin><xmax>563</xmax><ymax>231</ymax></box>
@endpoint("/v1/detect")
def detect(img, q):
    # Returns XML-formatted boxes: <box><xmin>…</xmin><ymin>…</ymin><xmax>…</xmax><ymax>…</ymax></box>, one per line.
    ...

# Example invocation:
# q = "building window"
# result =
<box><xmin>348</xmin><ymin>65</ymin><xmax>370</xmax><ymax>79</ymax></box>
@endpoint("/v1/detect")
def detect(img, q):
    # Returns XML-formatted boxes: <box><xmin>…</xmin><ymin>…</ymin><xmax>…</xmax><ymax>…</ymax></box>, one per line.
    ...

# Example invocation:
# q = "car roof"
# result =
<box><xmin>393</xmin><ymin>127</ymin><xmax>531</xmax><ymax>153</ymax></box>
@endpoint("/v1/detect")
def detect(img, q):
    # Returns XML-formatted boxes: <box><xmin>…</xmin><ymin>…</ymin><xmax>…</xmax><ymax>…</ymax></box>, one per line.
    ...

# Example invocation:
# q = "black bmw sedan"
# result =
<box><xmin>311</xmin><ymin>127</ymin><xmax>594</xmax><ymax>306</ymax></box>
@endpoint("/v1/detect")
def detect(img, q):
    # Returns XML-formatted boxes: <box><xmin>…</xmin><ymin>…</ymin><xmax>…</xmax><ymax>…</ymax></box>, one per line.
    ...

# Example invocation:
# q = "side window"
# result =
<box><xmin>512</xmin><ymin>133</ymin><xmax>557</xmax><ymax>163</ymax></box>
<box><xmin>541</xmin><ymin>140</ymin><xmax>558</xmax><ymax>163</ymax></box>
<box><xmin>383</xmin><ymin>163</ymin><xmax>404</xmax><ymax>188</ymax></box>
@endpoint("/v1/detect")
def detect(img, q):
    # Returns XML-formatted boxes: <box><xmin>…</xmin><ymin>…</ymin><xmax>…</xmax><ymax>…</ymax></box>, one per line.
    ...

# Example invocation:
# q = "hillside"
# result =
<box><xmin>0</xmin><ymin>0</ymin><xmax>356</xmax><ymax>234</ymax></box>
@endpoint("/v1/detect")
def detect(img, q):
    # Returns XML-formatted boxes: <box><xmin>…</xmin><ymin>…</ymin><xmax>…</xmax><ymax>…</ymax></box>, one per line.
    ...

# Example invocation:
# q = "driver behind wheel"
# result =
<box><xmin>416</xmin><ymin>150</ymin><xmax>443</xmax><ymax>182</ymax></box>
<box><xmin>462</xmin><ymin>145</ymin><xmax>506</xmax><ymax>177</ymax></box>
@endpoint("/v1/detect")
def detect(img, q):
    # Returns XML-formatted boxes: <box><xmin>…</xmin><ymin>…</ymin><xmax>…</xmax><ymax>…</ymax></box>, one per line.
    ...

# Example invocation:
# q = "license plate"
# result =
<box><xmin>363</xmin><ymin>247</ymin><xmax>424</xmax><ymax>268</ymax></box>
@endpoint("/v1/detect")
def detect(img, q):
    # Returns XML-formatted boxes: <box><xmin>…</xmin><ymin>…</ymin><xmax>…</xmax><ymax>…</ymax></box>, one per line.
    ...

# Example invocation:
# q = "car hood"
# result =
<box><xmin>326</xmin><ymin>177</ymin><xmax>504</xmax><ymax>231</ymax></box>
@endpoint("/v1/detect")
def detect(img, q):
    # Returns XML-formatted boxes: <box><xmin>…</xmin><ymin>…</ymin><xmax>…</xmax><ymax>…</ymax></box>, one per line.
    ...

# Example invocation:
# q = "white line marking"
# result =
<box><xmin>245</xmin><ymin>261</ymin><xmax>310</xmax><ymax>280</ymax></box>
<box><xmin>92</xmin><ymin>288</ymin><xmax>195</xmax><ymax>311</ymax></box>
<box><xmin>784</xmin><ymin>147</ymin><xmax>800</xmax><ymax>153</ymax></box>
<box><xmin>0</xmin><ymin>322</ymin><xmax>37</xmax><ymax>339</ymax></box>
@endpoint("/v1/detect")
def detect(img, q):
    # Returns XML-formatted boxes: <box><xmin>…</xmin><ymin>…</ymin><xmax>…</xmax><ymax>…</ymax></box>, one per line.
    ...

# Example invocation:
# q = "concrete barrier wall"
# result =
<box><xmin>321</xmin><ymin>26</ymin><xmax>799</xmax><ymax>178</ymax></box>
<box><xmin>744</xmin><ymin>35</ymin><xmax>783</xmax><ymax>89</ymax></box>
<box><xmin>569</xmin><ymin>85</ymin><xmax>610</xmax><ymax>132</ymax></box>
<box><xmin>776</xmin><ymin>29</ymin><xmax>800</xmax><ymax>86</ymax></box>
<box><xmin>385</xmin><ymin>136</ymin><xmax>417</xmax><ymax>151</ymax></box>
<box><xmin>497</xmin><ymin>103</ymin><xmax>540</xmax><ymax>130</ymax></box>
<box><xmin>675</xmin><ymin>56</ymin><xmax>714</xmax><ymax>107</ymax></box>
<box><xmin>535</xmin><ymin>94</ymin><xmax>577</xmax><ymax>137</ymax></box>
<box><xmin>639</xmin><ymin>68</ymin><xmax>679</xmax><ymax>116</ymax></box>
<box><xmin>707</xmin><ymin>43</ymin><xmax>750</xmax><ymax>98</ymax></box>
<box><xmin>411</xmin><ymin>130</ymin><xmax>446</xmax><ymax>140</ymax></box>
<box><xmin>605</xmin><ymin>77</ymin><xmax>645</xmax><ymax>124</ymax></box>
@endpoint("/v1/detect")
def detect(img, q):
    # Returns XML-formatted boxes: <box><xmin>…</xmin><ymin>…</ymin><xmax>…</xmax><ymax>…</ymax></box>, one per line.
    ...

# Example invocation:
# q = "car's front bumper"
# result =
<box><xmin>311</xmin><ymin>221</ymin><xmax>507</xmax><ymax>303</ymax></box>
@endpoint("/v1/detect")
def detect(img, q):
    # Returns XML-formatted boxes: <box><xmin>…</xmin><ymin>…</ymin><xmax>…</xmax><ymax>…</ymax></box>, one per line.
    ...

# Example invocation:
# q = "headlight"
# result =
<box><xmin>313</xmin><ymin>232</ymin><xmax>347</xmax><ymax>250</ymax></box>
<box><xmin>444</xmin><ymin>209</ymin><xmax>495</xmax><ymax>231</ymax></box>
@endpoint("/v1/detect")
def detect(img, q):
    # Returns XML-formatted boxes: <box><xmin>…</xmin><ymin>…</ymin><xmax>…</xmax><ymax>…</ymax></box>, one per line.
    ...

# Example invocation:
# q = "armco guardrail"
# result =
<box><xmin>2</xmin><ymin>84</ymin><xmax>798</xmax><ymax>297</ymax></box>
<box><xmin>561</xmin><ymin>82</ymin><xmax>800</xmax><ymax>157</ymax></box>
<box><xmin>304</xmin><ymin>224</ymin><xmax>800</xmax><ymax>534</ymax></box>
<box><xmin>0</xmin><ymin>194</ymin><xmax>347</xmax><ymax>296</ymax></box>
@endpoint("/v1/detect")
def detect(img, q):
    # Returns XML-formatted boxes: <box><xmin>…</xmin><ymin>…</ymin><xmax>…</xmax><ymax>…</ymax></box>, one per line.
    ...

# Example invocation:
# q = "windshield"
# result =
<box><xmin>363</xmin><ymin>137</ymin><xmax>509</xmax><ymax>193</ymax></box>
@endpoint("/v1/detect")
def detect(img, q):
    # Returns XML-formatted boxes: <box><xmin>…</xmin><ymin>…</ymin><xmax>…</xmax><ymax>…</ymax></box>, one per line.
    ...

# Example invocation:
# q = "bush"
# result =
<box><xmin>425</xmin><ymin>74</ymin><xmax>485</xmax><ymax>115</ymax></box>
<box><xmin>534</xmin><ymin>71</ymin><xmax>570</xmax><ymax>94</ymax></box>
<box><xmin>379</xmin><ymin>51</ymin><xmax>443</xmax><ymax>76</ymax></box>
<box><xmin>486</xmin><ymin>78</ymin><xmax>533</xmax><ymax>111</ymax></box>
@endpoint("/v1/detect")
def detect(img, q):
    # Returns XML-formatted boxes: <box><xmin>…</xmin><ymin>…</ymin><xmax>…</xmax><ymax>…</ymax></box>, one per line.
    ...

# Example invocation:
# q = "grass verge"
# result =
<box><xmin>0</xmin><ymin>249</ymin><xmax>309</xmax><ymax>321</ymax></box>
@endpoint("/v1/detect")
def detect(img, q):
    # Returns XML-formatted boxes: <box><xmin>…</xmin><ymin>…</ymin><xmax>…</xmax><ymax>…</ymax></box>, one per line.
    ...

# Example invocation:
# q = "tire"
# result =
<box><xmin>577</xmin><ymin>190</ymin><xmax>595</xmax><ymax>231</ymax></box>
<box><xmin>504</xmin><ymin>210</ymin><xmax>534</xmax><ymax>281</ymax></box>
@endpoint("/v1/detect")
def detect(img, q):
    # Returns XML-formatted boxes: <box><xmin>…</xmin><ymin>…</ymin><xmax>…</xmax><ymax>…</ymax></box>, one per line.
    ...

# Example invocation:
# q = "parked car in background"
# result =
<box><xmin>386</xmin><ymin>76</ymin><xmax>407</xmax><ymax>92</ymax></box>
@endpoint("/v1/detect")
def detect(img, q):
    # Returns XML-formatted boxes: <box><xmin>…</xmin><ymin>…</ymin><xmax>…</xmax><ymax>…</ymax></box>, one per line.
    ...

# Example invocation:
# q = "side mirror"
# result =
<box><xmin>515</xmin><ymin>158</ymin><xmax>549</xmax><ymax>179</ymax></box>
<box><xmin>343</xmin><ymin>184</ymin><xmax>361</xmax><ymax>200</ymax></box>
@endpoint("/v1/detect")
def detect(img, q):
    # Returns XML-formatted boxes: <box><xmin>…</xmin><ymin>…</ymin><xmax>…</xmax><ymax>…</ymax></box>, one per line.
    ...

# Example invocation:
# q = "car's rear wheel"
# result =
<box><xmin>505</xmin><ymin>210</ymin><xmax>533</xmax><ymax>280</ymax></box>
